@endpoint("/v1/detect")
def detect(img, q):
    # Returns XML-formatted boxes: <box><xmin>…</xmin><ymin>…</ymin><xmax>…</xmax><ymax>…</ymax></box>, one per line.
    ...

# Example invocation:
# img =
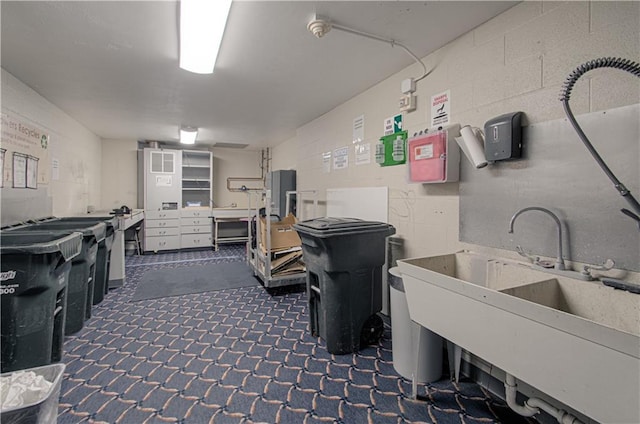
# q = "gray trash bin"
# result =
<box><xmin>294</xmin><ymin>217</ymin><xmax>395</xmax><ymax>355</ymax></box>
<box><xmin>389</xmin><ymin>267</ymin><xmax>443</xmax><ymax>382</ymax></box>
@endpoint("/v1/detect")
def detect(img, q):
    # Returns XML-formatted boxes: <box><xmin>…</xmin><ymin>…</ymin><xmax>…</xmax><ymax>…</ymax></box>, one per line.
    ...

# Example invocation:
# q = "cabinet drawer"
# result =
<box><xmin>145</xmin><ymin>209</ymin><xmax>180</xmax><ymax>220</ymax></box>
<box><xmin>145</xmin><ymin>227</ymin><xmax>180</xmax><ymax>237</ymax></box>
<box><xmin>181</xmin><ymin>225</ymin><xmax>212</xmax><ymax>235</ymax></box>
<box><xmin>181</xmin><ymin>234</ymin><xmax>213</xmax><ymax>249</ymax></box>
<box><xmin>144</xmin><ymin>235</ymin><xmax>181</xmax><ymax>251</ymax></box>
<box><xmin>145</xmin><ymin>219</ymin><xmax>179</xmax><ymax>229</ymax></box>
<box><xmin>181</xmin><ymin>208</ymin><xmax>211</xmax><ymax>218</ymax></box>
<box><xmin>181</xmin><ymin>217</ymin><xmax>210</xmax><ymax>227</ymax></box>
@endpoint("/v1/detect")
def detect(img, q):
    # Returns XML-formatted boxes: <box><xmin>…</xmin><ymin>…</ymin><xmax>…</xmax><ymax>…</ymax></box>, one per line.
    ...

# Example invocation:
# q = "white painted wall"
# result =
<box><xmin>272</xmin><ymin>1</ymin><xmax>640</xmax><ymax>278</ymax></box>
<box><xmin>1</xmin><ymin>68</ymin><xmax>102</xmax><ymax>218</ymax></box>
<box><xmin>212</xmin><ymin>148</ymin><xmax>263</xmax><ymax>209</ymax></box>
<box><xmin>101</xmin><ymin>139</ymin><xmax>139</xmax><ymax>211</ymax></box>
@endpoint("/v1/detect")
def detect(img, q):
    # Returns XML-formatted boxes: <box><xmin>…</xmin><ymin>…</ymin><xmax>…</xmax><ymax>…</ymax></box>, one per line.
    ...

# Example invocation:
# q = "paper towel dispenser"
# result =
<box><xmin>484</xmin><ymin>112</ymin><xmax>523</xmax><ymax>162</ymax></box>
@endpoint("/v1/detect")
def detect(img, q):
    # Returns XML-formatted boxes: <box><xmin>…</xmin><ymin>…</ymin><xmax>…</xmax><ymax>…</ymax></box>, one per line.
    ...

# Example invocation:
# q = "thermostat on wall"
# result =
<box><xmin>484</xmin><ymin>112</ymin><xmax>524</xmax><ymax>162</ymax></box>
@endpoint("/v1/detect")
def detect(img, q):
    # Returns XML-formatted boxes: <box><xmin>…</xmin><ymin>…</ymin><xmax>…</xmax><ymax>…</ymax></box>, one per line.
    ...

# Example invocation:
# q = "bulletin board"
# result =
<box><xmin>0</xmin><ymin>111</ymin><xmax>50</xmax><ymax>188</ymax></box>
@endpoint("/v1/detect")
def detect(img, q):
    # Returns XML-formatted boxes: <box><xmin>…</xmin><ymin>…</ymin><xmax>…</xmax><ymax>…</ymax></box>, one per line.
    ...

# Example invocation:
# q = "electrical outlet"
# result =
<box><xmin>399</xmin><ymin>94</ymin><xmax>416</xmax><ymax>112</ymax></box>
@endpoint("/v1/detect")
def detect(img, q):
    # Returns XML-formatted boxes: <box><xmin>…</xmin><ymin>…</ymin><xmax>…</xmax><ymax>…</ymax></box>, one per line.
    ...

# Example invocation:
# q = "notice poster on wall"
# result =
<box><xmin>354</xmin><ymin>143</ymin><xmax>371</xmax><ymax>165</ymax></box>
<box><xmin>333</xmin><ymin>146</ymin><xmax>348</xmax><ymax>170</ymax></box>
<box><xmin>322</xmin><ymin>151</ymin><xmax>332</xmax><ymax>173</ymax></box>
<box><xmin>0</xmin><ymin>149</ymin><xmax>5</xmax><ymax>188</ymax></box>
<box><xmin>352</xmin><ymin>115</ymin><xmax>364</xmax><ymax>144</ymax></box>
<box><xmin>26</xmin><ymin>156</ymin><xmax>39</xmax><ymax>189</ymax></box>
<box><xmin>430</xmin><ymin>90</ymin><xmax>451</xmax><ymax>127</ymax></box>
<box><xmin>1</xmin><ymin>111</ymin><xmax>50</xmax><ymax>187</ymax></box>
<box><xmin>12</xmin><ymin>152</ymin><xmax>27</xmax><ymax>188</ymax></box>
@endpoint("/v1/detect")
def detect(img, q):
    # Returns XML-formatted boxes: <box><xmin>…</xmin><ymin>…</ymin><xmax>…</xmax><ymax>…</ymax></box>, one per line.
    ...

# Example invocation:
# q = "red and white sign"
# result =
<box><xmin>430</xmin><ymin>90</ymin><xmax>451</xmax><ymax>128</ymax></box>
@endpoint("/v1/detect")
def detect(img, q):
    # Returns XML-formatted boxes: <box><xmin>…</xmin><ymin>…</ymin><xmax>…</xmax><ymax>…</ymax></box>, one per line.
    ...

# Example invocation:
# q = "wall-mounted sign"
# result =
<box><xmin>384</xmin><ymin>114</ymin><xmax>403</xmax><ymax>135</ymax></box>
<box><xmin>355</xmin><ymin>143</ymin><xmax>371</xmax><ymax>165</ymax></box>
<box><xmin>333</xmin><ymin>146</ymin><xmax>349</xmax><ymax>170</ymax></box>
<box><xmin>353</xmin><ymin>115</ymin><xmax>364</xmax><ymax>144</ymax></box>
<box><xmin>431</xmin><ymin>90</ymin><xmax>451</xmax><ymax>127</ymax></box>
<box><xmin>322</xmin><ymin>151</ymin><xmax>332</xmax><ymax>173</ymax></box>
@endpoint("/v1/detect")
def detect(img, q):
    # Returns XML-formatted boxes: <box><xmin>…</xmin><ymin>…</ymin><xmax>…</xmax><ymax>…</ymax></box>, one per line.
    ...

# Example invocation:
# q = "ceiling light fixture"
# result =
<box><xmin>179</xmin><ymin>0</ymin><xmax>232</xmax><ymax>74</ymax></box>
<box><xmin>180</xmin><ymin>127</ymin><xmax>198</xmax><ymax>144</ymax></box>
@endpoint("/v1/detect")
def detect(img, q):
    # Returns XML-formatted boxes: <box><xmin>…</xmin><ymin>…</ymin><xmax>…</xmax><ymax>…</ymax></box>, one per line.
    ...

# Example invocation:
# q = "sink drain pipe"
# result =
<box><xmin>504</xmin><ymin>374</ymin><xmax>584</xmax><ymax>424</ymax></box>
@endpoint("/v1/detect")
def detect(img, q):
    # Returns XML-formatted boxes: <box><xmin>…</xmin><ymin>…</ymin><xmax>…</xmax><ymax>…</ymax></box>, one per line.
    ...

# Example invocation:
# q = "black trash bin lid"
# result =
<box><xmin>0</xmin><ymin>231</ymin><xmax>83</xmax><ymax>262</ymax></box>
<box><xmin>8</xmin><ymin>221</ymin><xmax>107</xmax><ymax>243</ymax></box>
<box><xmin>55</xmin><ymin>215</ymin><xmax>120</xmax><ymax>231</ymax></box>
<box><xmin>293</xmin><ymin>217</ymin><xmax>395</xmax><ymax>238</ymax></box>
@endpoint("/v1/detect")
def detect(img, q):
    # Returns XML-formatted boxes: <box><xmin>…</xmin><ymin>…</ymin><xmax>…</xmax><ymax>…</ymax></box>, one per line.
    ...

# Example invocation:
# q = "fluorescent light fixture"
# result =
<box><xmin>180</xmin><ymin>0</ymin><xmax>232</xmax><ymax>74</ymax></box>
<box><xmin>180</xmin><ymin>127</ymin><xmax>198</xmax><ymax>145</ymax></box>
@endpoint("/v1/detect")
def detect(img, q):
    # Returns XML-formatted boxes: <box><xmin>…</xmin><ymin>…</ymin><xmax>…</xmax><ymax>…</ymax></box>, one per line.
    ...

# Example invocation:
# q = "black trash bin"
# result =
<box><xmin>293</xmin><ymin>217</ymin><xmax>395</xmax><ymax>354</ymax></box>
<box><xmin>53</xmin><ymin>216</ymin><xmax>119</xmax><ymax>304</ymax></box>
<box><xmin>5</xmin><ymin>222</ymin><xmax>106</xmax><ymax>335</ymax></box>
<box><xmin>0</xmin><ymin>231</ymin><xmax>82</xmax><ymax>373</ymax></box>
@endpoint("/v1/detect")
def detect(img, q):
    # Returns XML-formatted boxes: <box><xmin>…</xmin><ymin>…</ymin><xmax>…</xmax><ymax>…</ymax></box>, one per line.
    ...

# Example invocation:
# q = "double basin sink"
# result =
<box><xmin>397</xmin><ymin>251</ymin><xmax>639</xmax><ymax>424</ymax></box>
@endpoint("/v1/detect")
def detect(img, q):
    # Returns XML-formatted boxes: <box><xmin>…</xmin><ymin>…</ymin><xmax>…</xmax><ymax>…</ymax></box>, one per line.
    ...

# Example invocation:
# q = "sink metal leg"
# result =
<box><xmin>411</xmin><ymin>325</ymin><xmax>430</xmax><ymax>401</ymax></box>
<box><xmin>447</xmin><ymin>340</ymin><xmax>462</xmax><ymax>382</ymax></box>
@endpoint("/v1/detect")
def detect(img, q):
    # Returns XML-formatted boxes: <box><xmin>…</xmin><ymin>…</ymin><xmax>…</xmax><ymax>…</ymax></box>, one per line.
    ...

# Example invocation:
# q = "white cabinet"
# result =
<box><xmin>140</xmin><ymin>148</ymin><xmax>181</xmax><ymax>252</ymax></box>
<box><xmin>139</xmin><ymin>148</ymin><xmax>213</xmax><ymax>252</ymax></box>
<box><xmin>180</xmin><ymin>208</ymin><xmax>212</xmax><ymax>249</ymax></box>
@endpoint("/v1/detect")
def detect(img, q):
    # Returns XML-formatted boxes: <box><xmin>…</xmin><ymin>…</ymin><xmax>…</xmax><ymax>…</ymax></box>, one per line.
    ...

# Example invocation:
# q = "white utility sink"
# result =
<box><xmin>397</xmin><ymin>251</ymin><xmax>640</xmax><ymax>424</ymax></box>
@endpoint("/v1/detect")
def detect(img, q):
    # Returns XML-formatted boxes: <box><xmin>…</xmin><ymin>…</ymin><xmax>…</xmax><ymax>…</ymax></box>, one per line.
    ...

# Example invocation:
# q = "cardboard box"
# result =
<box><xmin>259</xmin><ymin>213</ymin><xmax>302</xmax><ymax>251</ymax></box>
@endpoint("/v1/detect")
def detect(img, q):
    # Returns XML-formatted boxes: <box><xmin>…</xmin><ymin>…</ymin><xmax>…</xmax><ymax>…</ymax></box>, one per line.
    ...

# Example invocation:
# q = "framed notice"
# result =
<box><xmin>0</xmin><ymin>149</ymin><xmax>5</xmax><ymax>188</ymax></box>
<box><xmin>12</xmin><ymin>152</ymin><xmax>27</xmax><ymax>188</ymax></box>
<box><xmin>26</xmin><ymin>156</ymin><xmax>39</xmax><ymax>189</ymax></box>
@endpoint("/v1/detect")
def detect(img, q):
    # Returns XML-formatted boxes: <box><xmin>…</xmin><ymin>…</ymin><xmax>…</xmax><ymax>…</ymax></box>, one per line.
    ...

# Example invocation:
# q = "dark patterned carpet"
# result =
<box><xmin>57</xmin><ymin>245</ymin><xmax>534</xmax><ymax>423</ymax></box>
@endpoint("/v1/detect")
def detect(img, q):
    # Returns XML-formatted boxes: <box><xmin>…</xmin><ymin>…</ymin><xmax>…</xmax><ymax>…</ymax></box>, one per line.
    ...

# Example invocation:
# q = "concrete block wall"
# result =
<box><xmin>272</xmin><ymin>1</ymin><xmax>640</xmax><ymax>272</ymax></box>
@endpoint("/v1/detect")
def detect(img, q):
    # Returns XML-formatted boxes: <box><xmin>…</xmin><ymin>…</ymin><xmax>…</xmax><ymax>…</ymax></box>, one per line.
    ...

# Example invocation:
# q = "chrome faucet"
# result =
<box><xmin>508</xmin><ymin>206</ymin><xmax>566</xmax><ymax>270</ymax></box>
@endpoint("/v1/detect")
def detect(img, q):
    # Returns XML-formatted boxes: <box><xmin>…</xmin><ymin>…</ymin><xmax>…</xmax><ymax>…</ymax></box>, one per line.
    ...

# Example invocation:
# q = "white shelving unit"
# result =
<box><xmin>181</xmin><ymin>150</ymin><xmax>212</xmax><ymax>209</ymax></box>
<box><xmin>180</xmin><ymin>150</ymin><xmax>213</xmax><ymax>249</ymax></box>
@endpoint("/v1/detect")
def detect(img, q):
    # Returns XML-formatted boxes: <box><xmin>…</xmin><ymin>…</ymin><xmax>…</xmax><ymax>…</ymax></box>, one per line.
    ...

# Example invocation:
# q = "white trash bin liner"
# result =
<box><xmin>389</xmin><ymin>267</ymin><xmax>443</xmax><ymax>382</ymax></box>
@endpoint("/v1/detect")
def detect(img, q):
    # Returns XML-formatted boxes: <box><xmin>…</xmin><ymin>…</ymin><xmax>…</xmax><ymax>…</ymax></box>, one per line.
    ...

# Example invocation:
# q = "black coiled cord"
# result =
<box><xmin>560</xmin><ymin>57</ymin><xmax>640</xmax><ymax>228</ymax></box>
<box><xmin>560</xmin><ymin>57</ymin><xmax>640</xmax><ymax>101</ymax></box>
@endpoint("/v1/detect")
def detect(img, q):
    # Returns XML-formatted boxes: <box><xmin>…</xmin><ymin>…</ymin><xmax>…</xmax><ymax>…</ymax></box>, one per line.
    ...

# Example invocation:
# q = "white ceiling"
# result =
<box><xmin>1</xmin><ymin>1</ymin><xmax>517</xmax><ymax>149</ymax></box>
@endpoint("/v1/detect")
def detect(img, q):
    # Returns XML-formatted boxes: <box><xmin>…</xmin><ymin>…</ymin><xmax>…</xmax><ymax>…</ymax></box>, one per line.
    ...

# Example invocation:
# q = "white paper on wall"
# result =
<box><xmin>354</xmin><ymin>143</ymin><xmax>371</xmax><ymax>165</ymax></box>
<box><xmin>51</xmin><ymin>158</ymin><xmax>59</xmax><ymax>181</ymax></box>
<box><xmin>352</xmin><ymin>115</ymin><xmax>364</xmax><ymax>144</ymax></box>
<box><xmin>333</xmin><ymin>147</ymin><xmax>348</xmax><ymax>170</ymax></box>
<box><xmin>322</xmin><ymin>151</ymin><xmax>331</xmax><ymax>173</ymax></box>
